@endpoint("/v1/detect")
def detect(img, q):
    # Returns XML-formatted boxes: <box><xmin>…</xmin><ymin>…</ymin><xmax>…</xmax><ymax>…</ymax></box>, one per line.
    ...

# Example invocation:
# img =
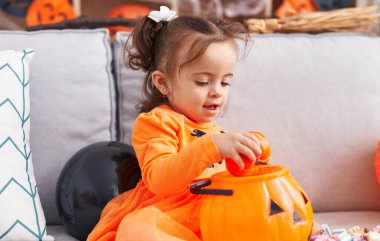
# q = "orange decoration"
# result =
<box><xmin>195</xmin><ymin>166</ymin><xmax>314</xmax><ymax>241</ymax></box>
<box><xmin>26</xmin><ymin>0</ymin><xmax>76</xmax><ymax>26</ymax></box>
<box><xmin>107</xmin><ymin>4</ymin><xmax>151</xmax><ymax>38</ymax></box>
<box><xmin>225</xmin><ymin>131</ymin><xmax>271</xmax><ymax>177</ymax></box>
<box><xmin>374</xmin><ymin>141</ymin><xmax>380</xmax><ymax>185</ymax></box>
<box><xmin>275</xmin><ymin>0</ymin><xmax>318</xmax><ymax>19</ymax></box>
<box><xmin>225</xmin><ymin>154</ymin><xmax>255</xmax><ymax>177</ymax></box>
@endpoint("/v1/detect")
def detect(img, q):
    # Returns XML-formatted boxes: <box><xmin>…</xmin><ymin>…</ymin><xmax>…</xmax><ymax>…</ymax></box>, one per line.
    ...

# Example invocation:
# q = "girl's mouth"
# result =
<box><xmin>203</xmin><ymin>105</ymin><xmax>218</xmax><ymax>110</ymax></box>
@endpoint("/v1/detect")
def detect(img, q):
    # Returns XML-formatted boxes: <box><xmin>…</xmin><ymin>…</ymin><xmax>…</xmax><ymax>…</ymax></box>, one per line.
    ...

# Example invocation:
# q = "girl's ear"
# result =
<box><xmin>151</xmin><ymin>70</ymin><xmax>170</xmax><ymax>95</ymax></box>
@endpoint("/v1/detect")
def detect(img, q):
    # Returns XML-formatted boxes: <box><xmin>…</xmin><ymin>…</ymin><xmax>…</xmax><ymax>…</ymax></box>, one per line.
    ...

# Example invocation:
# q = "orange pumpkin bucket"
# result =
<box><xmin>191</xmin><ymin>165</ymin><xmax>314</xmax><ymax>241</ymax></box>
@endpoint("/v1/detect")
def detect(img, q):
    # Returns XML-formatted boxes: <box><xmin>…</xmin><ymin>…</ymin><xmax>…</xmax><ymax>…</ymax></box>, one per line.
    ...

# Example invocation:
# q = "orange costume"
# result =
<box><xmin>87</xmin><ymin>105</ymin><xmax>226</xmax><ymax>241</ymax></box>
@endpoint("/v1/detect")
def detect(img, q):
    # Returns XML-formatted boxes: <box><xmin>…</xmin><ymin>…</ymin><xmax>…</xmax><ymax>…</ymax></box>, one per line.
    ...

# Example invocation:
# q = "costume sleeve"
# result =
<box><xmin>131</xmin><ymin>109</ymin><xmax>222</xmax><ymax>197</ymax></box>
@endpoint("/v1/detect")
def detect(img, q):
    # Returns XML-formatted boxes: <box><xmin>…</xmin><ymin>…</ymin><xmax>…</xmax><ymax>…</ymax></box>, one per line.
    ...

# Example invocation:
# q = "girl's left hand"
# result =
<box><xmin>212</xmin><ymin>132</ymin><xmax>262</xmax><ymax>171</ymax></box>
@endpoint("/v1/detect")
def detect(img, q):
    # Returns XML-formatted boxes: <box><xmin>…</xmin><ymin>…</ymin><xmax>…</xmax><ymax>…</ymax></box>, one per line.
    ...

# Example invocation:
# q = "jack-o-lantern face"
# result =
<box><xmin>107</xmin><ymin>4</ymin><xmax>151</xmax><ymax>38</ymax></box>
<box><xmin>197</xmin><ymin>165</ymin><xmax>314</xmax><ymax>241</ymax></box>
<box><xmin>26</xmin><ymin>0</ymin><xmax>76</xmax><ymax>26</ymax></box>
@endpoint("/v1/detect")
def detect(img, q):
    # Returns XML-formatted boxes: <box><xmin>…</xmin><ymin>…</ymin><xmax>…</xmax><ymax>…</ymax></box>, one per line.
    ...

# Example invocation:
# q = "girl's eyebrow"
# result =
<box><xmin>192</xmin><ymin>72</ymin><xmax>234</xmax><ymax>77</ymax></box>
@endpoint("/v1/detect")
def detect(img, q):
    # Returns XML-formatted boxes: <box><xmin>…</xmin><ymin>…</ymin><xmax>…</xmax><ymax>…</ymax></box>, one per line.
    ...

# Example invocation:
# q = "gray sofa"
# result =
<box><xmin>1</xmin><ymin>29</ymin><xmax>379</xmax><ymax>241</ymax></box>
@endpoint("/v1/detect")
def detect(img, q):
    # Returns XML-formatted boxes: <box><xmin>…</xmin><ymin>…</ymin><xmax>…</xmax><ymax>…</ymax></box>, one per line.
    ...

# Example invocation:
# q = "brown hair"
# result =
<box><xmin>125</xmin><ymin>14</ymin><xmax>250</xmax><ymax>113</ymax></box>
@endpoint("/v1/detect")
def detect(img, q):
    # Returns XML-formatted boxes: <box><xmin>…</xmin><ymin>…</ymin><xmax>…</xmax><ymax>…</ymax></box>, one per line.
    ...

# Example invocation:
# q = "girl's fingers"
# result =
<box><xmin>243</xmin><ymin>132</ymin><xmax>261</xmax><ymax>144</ymax></box>
<box><xmin>240</xmin><ymin>133</ymin><xmax>262</xmax><ymax>158</ymax></box>
<box><xmin>251</xmin><ymin>142</ymin><xmax>262</xmax><ymax>159</ymax></box>
<box><xmin>237</xmin><ymin>145</ymin><xmax>256</xmax><ymax>164</ymax></box>
<box><xmin>230</xmin><ymin>152</ymin><xmax>245</xmax><ymax>170</ymax></box>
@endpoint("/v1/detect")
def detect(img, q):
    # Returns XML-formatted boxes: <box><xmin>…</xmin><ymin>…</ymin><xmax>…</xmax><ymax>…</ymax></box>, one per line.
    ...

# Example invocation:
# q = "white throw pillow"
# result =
<box><xmin>0</xmin><ymin>49</ymin><xmax>49</xmax><ymax>240</ymax></box>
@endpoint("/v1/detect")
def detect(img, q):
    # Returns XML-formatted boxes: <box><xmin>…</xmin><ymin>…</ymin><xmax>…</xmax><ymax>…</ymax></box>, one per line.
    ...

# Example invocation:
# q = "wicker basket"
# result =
<box><xmin>246</xmin><ymin>6</ymin><xmax>380</xmax><ymax>34</ymax></box>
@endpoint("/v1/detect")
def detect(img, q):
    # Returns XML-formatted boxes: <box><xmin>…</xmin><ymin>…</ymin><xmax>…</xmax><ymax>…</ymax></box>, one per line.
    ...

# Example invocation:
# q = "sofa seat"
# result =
<box><xmin>314</xmin><ymin>211</ymin><xmax>380</xmax><ymax>229</ymax></box>
<box><xmin>47</xmin><ymin>211</ymin><xmax>380</xmax><ymax>241</ymax></box>
<box><xmin>47</xmin><ymin>226</ymin><xmax>79</xmax><ymax>241</ymax></box>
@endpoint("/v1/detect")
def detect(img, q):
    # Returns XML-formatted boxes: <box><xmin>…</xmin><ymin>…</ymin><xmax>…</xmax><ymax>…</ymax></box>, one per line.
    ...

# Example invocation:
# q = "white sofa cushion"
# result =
<box><xmin>0</xmin><ymin>29</ymin><xmax>117</xmax><ymax>224</ymax></box>
<box><xmin>219</xmin><ymin>33</ymin><xmax>380</xmax><ymax>212</ymax></box>
<box><xmin>113</xmin><ymin>32</ymin><xmax>143</xmax><ymax>145</ymax></box>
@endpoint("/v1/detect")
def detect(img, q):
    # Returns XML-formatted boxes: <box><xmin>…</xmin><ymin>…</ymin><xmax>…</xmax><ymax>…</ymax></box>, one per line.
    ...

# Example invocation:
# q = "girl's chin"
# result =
<box><xmin>182</xmin><ymin>108</ymin><xmax>221</xmax><ymax>123</ymax></box>
<box><xmin>186</xmin><ymin>114</ymin><xmax>215</xmax><ymax>124</ymax></box>
<box><xmin>196</xmin><ymin>115</ymin><xmax>219</xmax><ymax>124</ymax></box>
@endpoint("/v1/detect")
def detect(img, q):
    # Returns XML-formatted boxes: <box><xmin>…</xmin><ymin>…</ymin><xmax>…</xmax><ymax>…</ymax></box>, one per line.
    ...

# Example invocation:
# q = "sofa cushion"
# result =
<box><xmin>0</xmin><ymin>49</ymin><xmax>49</xmax><ymax>240</ymax></box>
<box><xmin>113</xmin><ymin>32</ymin><xmax>143</xmax><ymax>145</ymax></box>
<box><xmin>218</xmin><ymin>33</ymin><xmax>380</xmax><ymax>212</ymax></box>
<box><xmin>0</xmin><ymin>29</ymin><xmax>117</xmax><ymax>224</ymax></box>
<box><xmin>114</xmin><ymin>32</ymin><xmax>380</xmax><ymax>212</ymax></box>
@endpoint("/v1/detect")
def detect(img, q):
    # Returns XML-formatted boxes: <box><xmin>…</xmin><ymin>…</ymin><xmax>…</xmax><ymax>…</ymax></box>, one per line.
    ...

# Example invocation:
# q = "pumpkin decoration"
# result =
<box><xmin>275</xmin><ymin>0</ymin><xmax>318</xmax><ymax>18</ymax></box>
<box><xmin>375</xmin><ymin>141</ymin><xmax>380</xmax><ymax>185</ymax></box>
<box><xmin>26</xmin><ymin>0</ymin><xmax>76</xmax><ymax>26</ymax></box>
<box><xmin>225</xmin><ymin>131</ymin><xmax>271</xmax><ymax>177</ymax></box>
<box><xmin>107</xmin><ymin>4</ymin><xmax>151</xmax><ymax>38</ymax></box>
<box><xmin>191</xmin><ymin>165</ymin><xmax>314</xmax><ymax>241</ymax></box>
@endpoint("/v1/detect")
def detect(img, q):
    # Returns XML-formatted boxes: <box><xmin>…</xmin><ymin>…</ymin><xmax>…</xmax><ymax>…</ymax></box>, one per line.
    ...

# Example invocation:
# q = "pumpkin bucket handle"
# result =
<box><xmin>190</xmin><ymin>179</ymin><xmax>233</xmax><ymax>196</ymax></box>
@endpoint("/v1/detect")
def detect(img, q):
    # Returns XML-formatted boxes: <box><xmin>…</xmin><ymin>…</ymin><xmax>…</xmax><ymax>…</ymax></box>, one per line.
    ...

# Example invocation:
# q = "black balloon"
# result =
<box><xmin>56</xmin><ymin>141</ymin><xmax>141</xmax><ymax>241</ymax></box>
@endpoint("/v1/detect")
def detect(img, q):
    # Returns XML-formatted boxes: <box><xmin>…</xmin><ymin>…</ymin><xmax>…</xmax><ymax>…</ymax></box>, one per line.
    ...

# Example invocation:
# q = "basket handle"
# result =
<box><xmin>189</xmin><ymin>179</ymin><xmax>233</xmax><ymax>196</ymax></box>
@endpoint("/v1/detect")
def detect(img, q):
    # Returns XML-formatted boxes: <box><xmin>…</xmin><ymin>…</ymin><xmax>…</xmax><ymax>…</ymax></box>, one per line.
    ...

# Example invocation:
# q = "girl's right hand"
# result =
<box><xmin>212</xmin><ymin>132</ymin><xmax>263</xmax><ymax>170</ymax></box>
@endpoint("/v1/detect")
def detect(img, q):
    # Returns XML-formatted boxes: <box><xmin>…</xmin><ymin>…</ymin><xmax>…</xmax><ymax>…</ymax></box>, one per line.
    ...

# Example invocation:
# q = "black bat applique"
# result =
<box><xmin>191</xmin><ymin>129</ymin><xmax>223</xmax><ymax>168</ymax></box>
<box><xmin>191</xmin><ymin>129</ymin><xmax>207</xmax><ymax>137</ymax></box>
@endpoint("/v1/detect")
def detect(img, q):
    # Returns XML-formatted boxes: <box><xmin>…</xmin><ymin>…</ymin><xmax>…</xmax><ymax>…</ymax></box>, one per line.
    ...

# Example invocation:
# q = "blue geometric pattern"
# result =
<box><xmin>0</xmin><ymin>49</ymin><xmax>47</xmax><ymax>240</ymax></box>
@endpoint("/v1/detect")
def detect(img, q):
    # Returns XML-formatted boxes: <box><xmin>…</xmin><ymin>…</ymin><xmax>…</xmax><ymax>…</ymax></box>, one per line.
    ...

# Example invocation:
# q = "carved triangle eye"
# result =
<box><xmin>270</xmin><ymin>199</ymin><xmax>283</xmax><ymax>215</ymax></box>
<box><xmin>294</xmin><ymin>208</ymin><xmax>303</xmax><ymax>224</ymax></box>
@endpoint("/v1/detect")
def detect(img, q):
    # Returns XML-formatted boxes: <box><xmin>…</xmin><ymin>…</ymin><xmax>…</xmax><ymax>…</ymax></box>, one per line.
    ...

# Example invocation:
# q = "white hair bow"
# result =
<box><xmin>148</xmin><ymin>6</ymin><xmax>178</xmax><ymax>23</ymax></box>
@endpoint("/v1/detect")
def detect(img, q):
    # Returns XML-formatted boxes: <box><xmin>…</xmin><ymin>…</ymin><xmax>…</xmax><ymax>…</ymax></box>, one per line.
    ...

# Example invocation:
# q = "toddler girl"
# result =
<box><xmin>87</xmin><ymin>6</ymin><xmax>263</xmax><ymax>241</ymax></box>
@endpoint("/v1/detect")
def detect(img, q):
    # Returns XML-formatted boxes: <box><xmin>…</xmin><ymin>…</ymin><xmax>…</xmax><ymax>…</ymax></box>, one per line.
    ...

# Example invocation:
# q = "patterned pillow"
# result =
<box><xmin>0</xmin><ymin>49</ymin><xmax>49</xmax><ymax>240</ymax></box>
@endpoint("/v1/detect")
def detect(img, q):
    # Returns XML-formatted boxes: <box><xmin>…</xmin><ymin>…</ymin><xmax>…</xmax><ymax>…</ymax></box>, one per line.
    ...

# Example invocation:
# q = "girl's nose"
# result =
<box><xmin>209</xmin><ymin>85</ymin><xmax>222</xmax><ymax>98</ymax></box>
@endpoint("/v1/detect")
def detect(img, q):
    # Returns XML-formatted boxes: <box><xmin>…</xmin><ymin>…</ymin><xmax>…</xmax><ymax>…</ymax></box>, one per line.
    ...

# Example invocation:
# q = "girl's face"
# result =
<box><xmin>168</xmin><ymin>40</ymin><xmax>237</xmax><ymax>123</ymax></box>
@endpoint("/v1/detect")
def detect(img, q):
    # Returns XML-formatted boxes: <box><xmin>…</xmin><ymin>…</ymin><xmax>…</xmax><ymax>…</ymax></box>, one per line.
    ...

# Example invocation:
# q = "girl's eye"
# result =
<box><xmin>195</xmin><ymin>81</ymin><xmax>208</xmax><ymax>86</ymax></box>
<box><xmin>222</xmin><ymin>82</ymin><xmax>231</xmax><ymax>86</ymax></box>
